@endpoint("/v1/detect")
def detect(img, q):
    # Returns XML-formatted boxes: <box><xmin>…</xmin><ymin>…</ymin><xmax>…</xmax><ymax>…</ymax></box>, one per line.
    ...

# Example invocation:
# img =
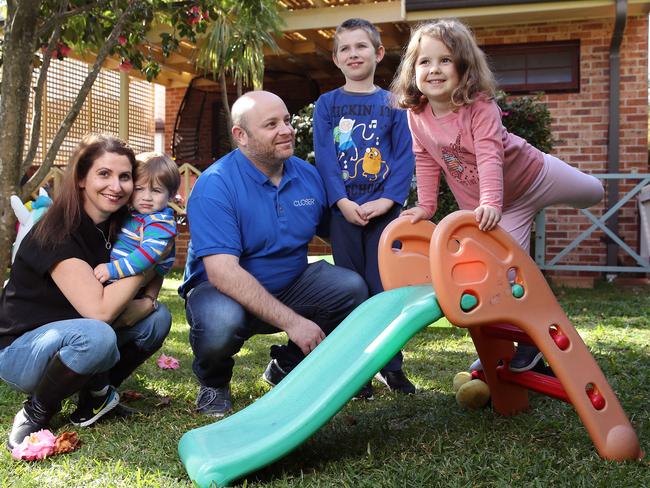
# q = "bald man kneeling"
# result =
<box><xmin>178</xmin><ymin>91</ymin><xmax>369</xmax><ymax>416</ymax></box>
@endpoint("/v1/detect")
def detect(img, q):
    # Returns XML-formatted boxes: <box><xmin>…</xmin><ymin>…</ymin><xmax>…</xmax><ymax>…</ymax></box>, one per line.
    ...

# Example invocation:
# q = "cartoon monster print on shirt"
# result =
<box><xmin>348</xmin><ymin>146</ymin><xmax>389</xmax><ymax>182</ymax></box>
<box><xmin>441</xmin><ymin>132</ymin><xmax>478</xmax><ymax>186</ymax></box>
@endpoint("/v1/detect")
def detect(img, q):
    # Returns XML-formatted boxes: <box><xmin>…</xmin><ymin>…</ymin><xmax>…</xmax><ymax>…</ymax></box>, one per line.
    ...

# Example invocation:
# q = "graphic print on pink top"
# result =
<box><xmin>441</xmin><ymin>132</ymin><xmax>478</xmax><ymax>186</ymax></box>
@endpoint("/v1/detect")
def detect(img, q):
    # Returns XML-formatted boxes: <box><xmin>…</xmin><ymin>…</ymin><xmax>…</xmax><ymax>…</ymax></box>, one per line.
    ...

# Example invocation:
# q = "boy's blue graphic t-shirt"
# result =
<box><xmin>313</xmin><ymin>87</ymin><xmax>414</xmax><ymax>207</ymax></box>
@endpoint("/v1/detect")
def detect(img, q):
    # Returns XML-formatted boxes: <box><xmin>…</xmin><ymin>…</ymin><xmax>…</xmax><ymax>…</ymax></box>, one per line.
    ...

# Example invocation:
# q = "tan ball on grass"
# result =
<box><xmin>452</xmin><ymin>371</ymin><xmax>472</xmax><ymax>392</ymax></box>
<box><xmin>455</xmin><ymin>379</ymin><xmax>490</xmax><ymax>410</ymax></box>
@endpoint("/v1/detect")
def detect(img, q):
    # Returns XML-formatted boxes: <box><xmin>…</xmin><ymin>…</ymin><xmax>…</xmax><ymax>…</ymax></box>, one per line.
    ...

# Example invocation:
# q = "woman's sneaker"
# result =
<box><xmin>70</xmin><ymin>386</ymin><xmax>119</xmax><ymax>427</ymax></box>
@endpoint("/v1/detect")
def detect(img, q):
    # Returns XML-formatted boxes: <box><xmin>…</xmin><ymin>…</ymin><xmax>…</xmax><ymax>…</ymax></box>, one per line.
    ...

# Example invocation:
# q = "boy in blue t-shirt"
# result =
<box><xmin>314</xmin><ymin>18</ymin><xmax>416</xmax><ymax>399</ymax></box>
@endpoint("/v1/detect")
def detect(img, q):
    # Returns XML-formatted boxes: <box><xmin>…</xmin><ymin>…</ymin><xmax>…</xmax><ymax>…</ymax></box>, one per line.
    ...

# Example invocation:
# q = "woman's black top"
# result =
<box><xmin>0</xmin><ymin>212</ymin><xmax>111</xmax><ymax>349</ymax></box>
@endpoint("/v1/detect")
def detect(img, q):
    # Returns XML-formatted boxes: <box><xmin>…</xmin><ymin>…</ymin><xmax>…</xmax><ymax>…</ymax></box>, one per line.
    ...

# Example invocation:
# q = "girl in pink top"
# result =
<box><xmin>392</xmin><ymin>19</ymin><xmax>604</xmax><ymax>372</ymax></box>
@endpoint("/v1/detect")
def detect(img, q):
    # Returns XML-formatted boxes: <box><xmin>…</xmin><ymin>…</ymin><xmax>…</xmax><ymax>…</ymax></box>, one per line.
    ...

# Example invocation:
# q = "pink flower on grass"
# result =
<box><xmin>157</xmin><ymin>354</ymin><xmax>180</xmax><ymax>370</ymax></box>
<box><xmin>11</xmin><ymin>429</ymin><xmax>56</xmax><ymax>461</ymax></box>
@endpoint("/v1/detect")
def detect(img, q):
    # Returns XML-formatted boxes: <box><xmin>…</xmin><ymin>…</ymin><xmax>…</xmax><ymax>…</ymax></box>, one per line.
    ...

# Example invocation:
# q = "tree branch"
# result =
<box><xmin>37</xmin><ymin>1</ymin><xmax>109</xmax><ymax>39</ymax></box>
<box><xmin>22</xmin><ymin>0</ymin><xmax>142</xmax><ymax>198</ymax></box>
<box><xmin>22</xmin><ymin>0</ymin><xmax>69</xmax><ymax>176</ymax></box>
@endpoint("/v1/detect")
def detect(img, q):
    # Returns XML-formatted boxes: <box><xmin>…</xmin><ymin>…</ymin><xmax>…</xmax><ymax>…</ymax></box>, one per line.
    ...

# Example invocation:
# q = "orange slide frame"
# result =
<box><xmin>378</xmin><ymin>211</ymin><xmax>642</xmax><ymax>461</ymax></box>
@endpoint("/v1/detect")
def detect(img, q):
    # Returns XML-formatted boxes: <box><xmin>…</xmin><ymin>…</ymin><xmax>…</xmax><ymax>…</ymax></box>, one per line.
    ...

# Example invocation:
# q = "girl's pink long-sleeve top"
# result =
<box><xmin>407</xmin><ymin>97</ymin><xmax>544</xmax><ymax>218</ymax></box>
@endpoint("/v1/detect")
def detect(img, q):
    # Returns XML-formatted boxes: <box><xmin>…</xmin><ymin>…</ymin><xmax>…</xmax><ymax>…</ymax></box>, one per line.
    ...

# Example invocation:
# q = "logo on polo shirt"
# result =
<box><xmin>293</xmin><ymin>198</ymin><xmax>316</xmax><ymax>207</ymax></box>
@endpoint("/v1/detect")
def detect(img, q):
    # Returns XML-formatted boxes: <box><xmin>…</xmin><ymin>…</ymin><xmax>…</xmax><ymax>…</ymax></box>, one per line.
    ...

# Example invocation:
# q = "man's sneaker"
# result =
<box><xmin>352</xmin><ymin>382</ymin><xmax>374</xmax><ymax>400</ymax></box>
<box><xmin>262</xmin><ymin>359</ymin><xmax>289</xmax><ymax>387</ymax></box>
<box><xmin>509</xmin><ymin>344</ymin><xmax>544</xmax><ymax>373</ymax></box>
<box><xmin>196</xmin><ymin>385</ymin><xmax>232</xmax><ymax>417</ymax></box>
<box><xmin>375</xmin><ymin>370</ymin><xmax>416</xmax><ymax>394</ymax></box>
<box><xmin>70</xmin><ymin>386</ymin><xmax>119</xmax><ymax>427</ymax></box>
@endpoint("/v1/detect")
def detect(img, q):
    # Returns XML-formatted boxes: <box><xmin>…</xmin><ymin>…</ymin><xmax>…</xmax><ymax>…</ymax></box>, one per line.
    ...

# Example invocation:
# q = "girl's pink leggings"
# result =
<box><xmin>500</xmin><ymin>154</ymin><xmax>604</xmax><ymax>252</ymax></box>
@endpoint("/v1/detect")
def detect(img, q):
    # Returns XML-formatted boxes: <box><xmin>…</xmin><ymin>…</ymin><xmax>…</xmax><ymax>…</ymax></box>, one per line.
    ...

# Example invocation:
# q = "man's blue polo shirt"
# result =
<box><xmin>179</xmin><ymin>149</ymin><xmax>328</xmax><ymax>298</ymax></box>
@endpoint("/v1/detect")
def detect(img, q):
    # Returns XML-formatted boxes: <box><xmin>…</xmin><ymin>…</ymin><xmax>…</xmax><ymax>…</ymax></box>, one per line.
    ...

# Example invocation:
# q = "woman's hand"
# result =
<box><xmin>474</xmin><ymin>204</ymin><xmax>502</xmax><ymax>231</ymax></box>
<box><xmin>112</xmin><ymin>297</ymin><xmax>155</xmax><ymax>329</ymax></box>
<box><xmin>401</xmin><ymin>206</ymin><xmax>430</xmax><ymax>224</ymax></box>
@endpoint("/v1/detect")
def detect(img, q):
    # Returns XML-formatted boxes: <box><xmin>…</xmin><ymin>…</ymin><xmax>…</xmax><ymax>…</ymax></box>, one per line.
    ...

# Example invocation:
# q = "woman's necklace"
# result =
<box><xmin>96</xmin><ymin>226</ymin><xmax>112</xmax><ymax>250</ymax></box>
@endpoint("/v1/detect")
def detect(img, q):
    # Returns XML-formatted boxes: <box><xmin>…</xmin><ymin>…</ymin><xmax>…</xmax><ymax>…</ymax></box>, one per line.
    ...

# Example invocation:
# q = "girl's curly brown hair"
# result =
<box><xmin>390</xmin><ymin>19</ymin><xmax>496</xmax><ymax>113</ymax></box>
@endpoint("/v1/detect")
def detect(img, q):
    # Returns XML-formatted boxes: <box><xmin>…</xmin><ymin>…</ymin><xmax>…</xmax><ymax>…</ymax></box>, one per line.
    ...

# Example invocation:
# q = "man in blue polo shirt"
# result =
<box><xmin>179</xmin><ymin>90</ymin><xmax>369</xmax><ymax>417</ymax></box>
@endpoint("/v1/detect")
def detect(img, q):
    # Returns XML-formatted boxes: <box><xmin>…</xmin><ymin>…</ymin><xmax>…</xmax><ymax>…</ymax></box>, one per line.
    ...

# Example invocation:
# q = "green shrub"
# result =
<box><xmin>292</xmin><ymin>103</ymin><xmax>315</xmax><ymax>164</ymax></box>
<box><xmin>496</xmin><ymin>91</ymin><xmax>555</xmax><ymax>153</ymax></box>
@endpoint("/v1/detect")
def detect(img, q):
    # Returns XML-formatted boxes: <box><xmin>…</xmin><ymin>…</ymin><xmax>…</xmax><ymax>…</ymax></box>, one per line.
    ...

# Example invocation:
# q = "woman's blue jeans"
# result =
<box><xmin>185</xmin><ymin>260</ymin><xmax>368</xmax><ymax>388</ymax></box>
<box><xmin>0</xmin><ymin>305</ymin><xmax>171</xmax><ymax>394</ymax></box>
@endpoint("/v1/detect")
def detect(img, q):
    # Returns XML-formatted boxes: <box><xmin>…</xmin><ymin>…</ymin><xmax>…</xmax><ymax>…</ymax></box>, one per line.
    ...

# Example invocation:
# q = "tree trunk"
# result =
<box><xmin>0</xmin><ymin>0</ymin><xmax>136</xmax><ymax>275</ymax></box>
<box><xmin>0</xmin><ymin>0</ymin><xmax>42</xmax><ymax>276</ymax></box>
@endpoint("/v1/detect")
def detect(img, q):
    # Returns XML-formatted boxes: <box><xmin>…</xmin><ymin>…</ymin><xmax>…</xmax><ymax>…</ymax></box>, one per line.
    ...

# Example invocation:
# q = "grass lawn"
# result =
<box><xmin>1</xmin><ymin>274</ymin><xmax>648</xmax><ymax>487</ymax></box>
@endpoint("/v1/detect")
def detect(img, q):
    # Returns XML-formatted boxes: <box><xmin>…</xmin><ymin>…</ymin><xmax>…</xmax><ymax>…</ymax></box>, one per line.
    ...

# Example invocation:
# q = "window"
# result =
<box><xmin>483</xmin><ymin>41</ymin><xmax>580</xmax><ymax>93</ymax></box>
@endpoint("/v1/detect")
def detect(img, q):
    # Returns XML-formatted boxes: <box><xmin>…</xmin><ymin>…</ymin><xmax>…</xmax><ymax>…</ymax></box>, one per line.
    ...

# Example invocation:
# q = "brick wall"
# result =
<box><xmin>473</xmin><ymin>15</ymin><xmax>649</xmax><ymax>286</ymax></box>
<box><xmin>165</xmin><ymin>86</ymin><xmax>186</xmax><ymax>155</ymax></box>
<box><xmin>168</xmin><ymin>16</ymin><xmax>649</xmax><ymax>285</ymax></box>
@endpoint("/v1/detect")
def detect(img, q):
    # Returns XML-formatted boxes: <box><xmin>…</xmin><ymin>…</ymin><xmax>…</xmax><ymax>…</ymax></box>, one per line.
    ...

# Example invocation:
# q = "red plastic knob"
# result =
<box><xmin>550</xmin><ymin>328</ymin><xmax>570</xmax><ymax>350</ymax></box>
<box><xmin>589</xmin><ymin>391</ymin><xmax>606</xmax><ymax>410</ymax></box>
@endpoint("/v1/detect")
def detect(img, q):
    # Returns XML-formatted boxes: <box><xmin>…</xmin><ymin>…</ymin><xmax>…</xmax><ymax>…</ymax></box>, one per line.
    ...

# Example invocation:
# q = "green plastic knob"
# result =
<box><xmin>460</xmin><ymin>293</ymin><xmax>478</xmax><ymax>311</ymax></box>
<box><xmin>512</xmin><ymin>284</ymin><xmax>524</xmax><ymax>298</ymax></box>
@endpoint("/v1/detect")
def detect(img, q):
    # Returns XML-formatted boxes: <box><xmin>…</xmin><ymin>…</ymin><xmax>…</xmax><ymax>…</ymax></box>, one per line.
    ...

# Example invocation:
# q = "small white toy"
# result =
<box><xmin>10</xmin><ymin>188</ymin><xmax>53</xmax><ymax>263</ymax></box>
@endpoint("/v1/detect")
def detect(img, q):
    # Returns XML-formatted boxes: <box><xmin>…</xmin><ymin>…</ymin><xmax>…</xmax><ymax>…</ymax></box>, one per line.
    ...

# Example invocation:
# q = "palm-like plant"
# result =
<box><xmin>195</xmin><ymin>0</ymin><xmax>284</xmax><ymax>141</ymax></box>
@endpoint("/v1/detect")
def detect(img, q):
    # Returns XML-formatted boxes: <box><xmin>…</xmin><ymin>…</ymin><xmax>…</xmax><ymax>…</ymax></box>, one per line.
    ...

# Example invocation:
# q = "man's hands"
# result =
<box><xmin>205</xmin><ymin>254</ymin><xmax>328</xmax><ymax>357</ymax></box>
<box><xmin>285</xmin><ymin>319</ymin><xmax>326</xmax><ymax>355</ymax></box>
<box><xmin>94</xmin><ymin>263</ymin><xmax>110</xmax><ymax>284</ymax></box>
<box><xmin>474</xmin><ymin>204</ymin><xmax>502</xmax><ymax>231</ymax></box>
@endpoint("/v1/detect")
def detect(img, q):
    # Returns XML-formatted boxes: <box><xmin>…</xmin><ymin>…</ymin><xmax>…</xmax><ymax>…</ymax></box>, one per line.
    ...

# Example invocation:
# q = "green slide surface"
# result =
<box><xmin>178</xmin><ymin>285</ymin><xmax>443</xmax><ymax>487</ymax></box>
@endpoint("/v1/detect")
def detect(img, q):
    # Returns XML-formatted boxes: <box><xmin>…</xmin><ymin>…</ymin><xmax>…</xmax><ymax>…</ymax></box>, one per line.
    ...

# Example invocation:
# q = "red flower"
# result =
<box><xmin>118</xmin><ymin>35</ymin><xmax>127</xmax><ymax>46</ymax></box>
<box><xmin>187</xmin><ymin>5</ymin><xmax>202</xmax><ymax>24</ymax></box>
<box><xmin>118</xmin><ymin>59</ymin><xmax>133</xmax><ymax>72</ymax></box>
<box><xmin>57</xmin><ymin>43</ymin><xmax>71</xmax><ymax>57</ymax></box>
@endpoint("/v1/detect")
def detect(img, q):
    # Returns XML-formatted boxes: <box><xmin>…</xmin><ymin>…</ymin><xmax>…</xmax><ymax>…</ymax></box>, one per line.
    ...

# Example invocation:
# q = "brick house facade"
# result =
<box><xmin>167</xmin><ymin>11</ymin><xmax>649</xmax><ymax>287</ymax></box>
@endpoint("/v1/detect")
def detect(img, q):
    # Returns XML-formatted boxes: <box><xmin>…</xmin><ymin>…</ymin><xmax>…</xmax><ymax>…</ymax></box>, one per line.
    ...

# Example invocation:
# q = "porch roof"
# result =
<box><xmin>82</xmin><ymin>0</ymin><xmax>650</xmax><ymax>87</ymax></box>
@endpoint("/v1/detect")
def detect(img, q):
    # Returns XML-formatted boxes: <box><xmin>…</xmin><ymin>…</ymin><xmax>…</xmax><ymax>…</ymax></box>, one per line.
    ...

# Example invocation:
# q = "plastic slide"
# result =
<box><xmin>178</xmin><ymin>285</ymin><xmax>443</xmax><ymax>488</ymax></box>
